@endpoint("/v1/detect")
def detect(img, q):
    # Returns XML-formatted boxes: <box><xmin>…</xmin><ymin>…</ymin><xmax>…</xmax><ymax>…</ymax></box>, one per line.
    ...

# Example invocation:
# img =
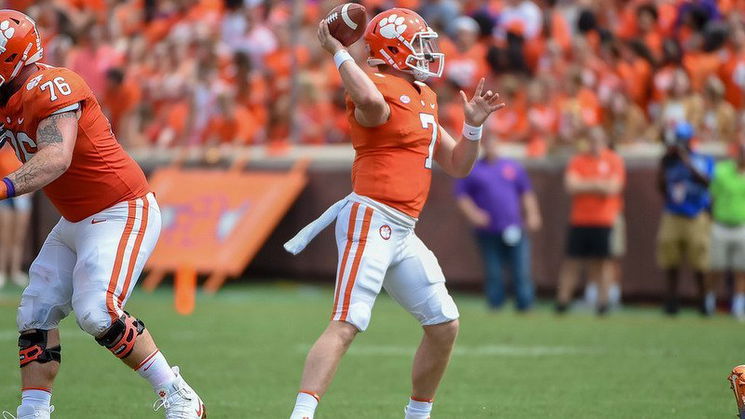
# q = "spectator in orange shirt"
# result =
<box><xmin>603</xmin><ymin>92</ymin><xmax>651</xmax><ymax>145</ymax></box>
<box><xmin>557</xmin><ymin>69</ymin><xmax>601</xmax><ymax>147</ymax></box>
<box><xmin>636</xmin><ymin>3</ymin><xmax>664</xmax><ymax>60</ymax></box>
<box><xmin>556</xmin><ymin>127</ymin><xmax>626</xmax><ymax>315</ymax></box>
<box><xmin>682</xmin><ymin>32</ymin><xmax>722</xmax><ymax>93</ymax></box>
<box><xmin>442</xmin><ymin>16</ymin><xmax>488</xmax><ymax>94</ymax></box>
<box><xmin>700</xmin><ymin>76</ymin><xmax>737</xmax><ymax>144</ymax></box>
<box><xmin>651</xmin><ymin>39</ymin><xmax>684</xmax><ymax>110</ymax></box>
<box><xmin>487</xmin><ymin>76</ymin><xmax>528</xmax><ymax>143</ymax></box>
<box><xmin>103</xmin><ymin>68</ymin><xmax>143</xmax><ymax>148</ymax></box>
<box><xmin>720</xmin><ymin>22</ymin><xmax>745</xmax><ymax>109</ymax></box>
<box><xmin>525</xmin><ymin>78</ymin><xmax>557</xmax><ymax>156</ymax></box>
<box><xmin>204</xmin><ymin>92</ymin><xmax>259</xmax><ymax>147</ymax></box>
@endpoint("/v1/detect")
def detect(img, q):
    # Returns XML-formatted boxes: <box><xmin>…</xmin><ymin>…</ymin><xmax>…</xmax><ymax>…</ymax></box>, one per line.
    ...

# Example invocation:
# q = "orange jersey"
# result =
<box><xmin>347</xmin><ymin>73</ymin><xmax>439</xmax><ymax>218</ymax></box>
<box><xmin>0</xmin><ymin>64</ymin><xmax>149</xmax><ymax>222</ymax></box>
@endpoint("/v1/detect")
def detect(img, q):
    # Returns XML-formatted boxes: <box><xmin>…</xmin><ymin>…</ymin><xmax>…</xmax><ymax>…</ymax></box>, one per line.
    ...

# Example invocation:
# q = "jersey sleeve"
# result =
<box><xmin>23</xmin><ymin>68</ymin><xmax>91</xmax><ymax>124</ymax></box>
<box><xmin>370</xmin><ymin>74</ymin><xmax>402</xmax><ymax>104</ymax></box>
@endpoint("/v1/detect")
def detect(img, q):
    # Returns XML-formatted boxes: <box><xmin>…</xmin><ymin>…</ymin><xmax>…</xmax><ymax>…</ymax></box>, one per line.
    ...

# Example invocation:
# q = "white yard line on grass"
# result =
<box><xmin>295</xmin><ymin>343</ymin><xmax>602</xmax><ymax>357</ymax></box>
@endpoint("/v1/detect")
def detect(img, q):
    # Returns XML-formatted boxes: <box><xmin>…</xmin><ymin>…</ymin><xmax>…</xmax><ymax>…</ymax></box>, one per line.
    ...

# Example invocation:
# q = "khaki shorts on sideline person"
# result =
<box><xmin>657</xmin><ymin>212</ymin><xmax>711</xmax><ymax>271</ymax></box>
<box><xmin>610</xmin><ymin>215</ymin><xmax>626</xmax><ymax>259</ymax></box>
<box><xmin>710</xmin><ymin>222</ymin><xmax>745</xmax><ymax>272</ymax></box>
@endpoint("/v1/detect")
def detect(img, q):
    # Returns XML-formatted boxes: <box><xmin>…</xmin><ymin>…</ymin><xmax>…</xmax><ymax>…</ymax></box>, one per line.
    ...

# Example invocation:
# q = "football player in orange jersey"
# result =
<box><xmin>0</xmin><ymin>10</ymin><xmax>205</xmax><ymax>419</ymax></box>
<box><xmin>285</xmin><ymin>8</ymin><xmax>505</xmax><ymax>419</ymax></box>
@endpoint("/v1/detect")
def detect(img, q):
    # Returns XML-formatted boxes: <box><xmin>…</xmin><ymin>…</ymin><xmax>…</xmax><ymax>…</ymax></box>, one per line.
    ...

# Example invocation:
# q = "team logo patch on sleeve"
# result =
<box><xmin>379</xmin><ymin>225</ymin><xmax>392</xmax><ymax>240</ymax></box>
<box><xmin>400</xmin><ymin>95</ymin><xmax>410</xmax><ymax>104</ymax></box>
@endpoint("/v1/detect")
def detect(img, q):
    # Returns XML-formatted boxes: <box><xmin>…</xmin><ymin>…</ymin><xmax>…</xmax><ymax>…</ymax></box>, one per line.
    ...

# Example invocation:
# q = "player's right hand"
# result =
<box><xmin>317</xmin><ymin>20</ymin><xmax>344</xmax><ymax>55</ymax></box>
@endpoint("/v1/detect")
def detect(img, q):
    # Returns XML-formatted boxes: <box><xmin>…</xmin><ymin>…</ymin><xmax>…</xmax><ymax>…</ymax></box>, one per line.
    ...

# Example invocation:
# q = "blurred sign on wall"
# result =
<box><xmin>145</xmin><ymin>162</ymin><xmax>307</xmax><ymax>291</ymax></box>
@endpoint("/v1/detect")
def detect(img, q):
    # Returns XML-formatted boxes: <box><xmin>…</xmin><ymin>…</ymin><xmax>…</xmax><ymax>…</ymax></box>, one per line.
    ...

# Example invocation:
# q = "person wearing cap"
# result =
<box><xmin>455</xmin><ymin>134</ymin><xmax>542</xmax><ymax>312</ymax></box>
<box><xmin>706</xmin><ymin>143</ymin><xmax>745</xmax><ymax>319</ymax></box>
<box><xmin>657</xmin><ymin>121</ymin><xmax>715</xmax><ymax>315</ymax></box>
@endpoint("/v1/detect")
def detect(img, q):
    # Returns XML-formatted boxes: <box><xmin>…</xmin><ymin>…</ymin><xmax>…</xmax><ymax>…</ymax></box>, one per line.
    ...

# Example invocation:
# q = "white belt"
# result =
<box><xmin>283</xmin><ymin>193</ymin><xmax>417</xmax><ymax>255</ymax></box>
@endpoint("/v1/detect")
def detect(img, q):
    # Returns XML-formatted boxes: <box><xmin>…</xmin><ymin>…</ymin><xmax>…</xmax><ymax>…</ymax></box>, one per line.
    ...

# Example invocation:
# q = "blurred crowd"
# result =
<box><xmin>7</xmin><ymin>0</ymin><xmax>745</xmax><ymax>155</ymax></box>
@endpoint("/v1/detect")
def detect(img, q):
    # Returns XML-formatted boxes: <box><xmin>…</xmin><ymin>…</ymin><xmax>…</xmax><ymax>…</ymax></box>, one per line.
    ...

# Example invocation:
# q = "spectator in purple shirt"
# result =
<box><xmin>455</xmin><ymin>138</ymin><xmax>542</xmax><ymax>311</ymax></box>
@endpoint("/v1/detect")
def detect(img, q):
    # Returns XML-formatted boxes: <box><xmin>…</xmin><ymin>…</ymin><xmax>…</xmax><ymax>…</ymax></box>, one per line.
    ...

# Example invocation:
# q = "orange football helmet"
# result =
<box><xmin>0</xmin><ymin>10</ymin><xmax>43</xmax><ymax>88</ymax></box>
<box><xmin>364</xmin><ymin>8</ymin><xmax>444</xmax><ymax>81</ymax></box>
<box><xmin>730</xmin><ymin>365</ymin><xmax>745</xmax><ymax>417</ymax></box>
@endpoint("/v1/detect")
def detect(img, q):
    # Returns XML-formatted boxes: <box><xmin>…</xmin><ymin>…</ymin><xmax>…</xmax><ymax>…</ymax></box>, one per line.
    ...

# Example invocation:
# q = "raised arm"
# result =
<box><xmin>2</xmin><ymin>111</ymin><xmax>78</xmax><ymax>198</ymax></box>
<box><xmin>435</xmin><ymin>78</ymin><xmax>505</xmax><ymax>178</ymax></box>
<box><xmin>317</xmin><ymin>21</ymin><xmax>389</xmax><ymax>127</ymax></box>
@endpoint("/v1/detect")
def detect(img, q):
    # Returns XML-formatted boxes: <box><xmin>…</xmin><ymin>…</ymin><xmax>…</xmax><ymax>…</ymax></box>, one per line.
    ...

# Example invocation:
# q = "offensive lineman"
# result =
<box><xmin>0</xmin><ymin>10</ymin><xmax>205</xmax><ymax>419</ymax></box>
<box><xmin>284</xmin><ymin>8</ymin><xmax>505</xmax><ymax>419</ymax></box>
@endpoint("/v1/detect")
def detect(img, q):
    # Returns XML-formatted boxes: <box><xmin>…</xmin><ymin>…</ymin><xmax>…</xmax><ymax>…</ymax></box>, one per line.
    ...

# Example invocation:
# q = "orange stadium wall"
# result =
<box><xmin>30</xmin><ymin>160</ymin><xmax>700</xmax><ymax>302</ymax></box>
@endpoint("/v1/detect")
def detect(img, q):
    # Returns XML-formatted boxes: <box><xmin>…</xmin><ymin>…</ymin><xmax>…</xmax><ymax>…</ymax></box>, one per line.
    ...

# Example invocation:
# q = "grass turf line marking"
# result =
<box><xmin>295</xmin><ymin>343</ymin><xmax>601</xmax><ymax>357</ymax></box>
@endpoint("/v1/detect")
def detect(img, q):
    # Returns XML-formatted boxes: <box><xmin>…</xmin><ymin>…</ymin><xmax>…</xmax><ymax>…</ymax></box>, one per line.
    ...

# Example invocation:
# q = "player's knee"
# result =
<box><xmin>18</xmin><ymin>329</ymin><xmax>61</xmax><ymax>368</ymax></box>
<box><xmin>94</xmin><ymin>312</ymin><xmax>146</xmax><ymax>359</ymax></box>
<box><xmin>74</xmin><ymin>305</ymin><xmax>114</xmax><ymax>337</ymax></box>
<box><xmin>328</xmin><ymin>320</ymin><xmax>359</xmax><ymax>346</ymax></box>
<box><xmin>424</xmin><ymin>319</ymin><xmax>459</xmax><ymax>345</ymax></box>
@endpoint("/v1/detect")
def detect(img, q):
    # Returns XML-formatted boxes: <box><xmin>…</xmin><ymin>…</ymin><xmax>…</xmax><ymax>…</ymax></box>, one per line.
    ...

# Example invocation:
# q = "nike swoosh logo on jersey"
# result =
<box><xmin>91</xmin><ymin>218</ymin><xmax>107</xmax><ymax>224</ymax></box>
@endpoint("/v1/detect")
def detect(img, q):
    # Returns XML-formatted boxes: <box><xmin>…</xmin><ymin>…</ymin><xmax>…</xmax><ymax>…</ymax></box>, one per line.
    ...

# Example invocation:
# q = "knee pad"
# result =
<box><xmin>95</xmin><ymin>313</ymin><xmax>145</xmax><ymax>359</ymax></box>
<box><xmin>18</xmin><ymin>330</ymin><xmax>61</xmax><ymax>368</ymax></box>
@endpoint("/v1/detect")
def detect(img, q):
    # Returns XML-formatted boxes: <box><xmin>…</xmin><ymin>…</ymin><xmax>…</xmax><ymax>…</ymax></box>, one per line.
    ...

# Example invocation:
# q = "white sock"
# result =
<box><xmin>584</xmin><ymin>283</ymin><xmax>598</xmax><ymax>307</ymax></box>
<box><xmin>733</xmin><ymin>293</ymin><xmax>745</xmax><ymax>317</ymax></box>
<box><xmin>135</xmin><ymin>350</ymin><xmax>176</xmax><ymax>390</ymax></box>
<box><xmin>21</xmin><ymin>388</ymin><xmax>51</xmax><ymax>409</ymax></box>
<box><xmin>290</xmin><ymin>391</ymin><xmax>319</xmax><ymax>419</ymax></box>
<box><xmin>705</xmin><ymin>292</ymin><xmax>716</xmax><ymax>313</ymax></box>
<box><xmin>405</xmin><ymin>398</ymin><xmax>433</xmax><ymax>419</ymax></box>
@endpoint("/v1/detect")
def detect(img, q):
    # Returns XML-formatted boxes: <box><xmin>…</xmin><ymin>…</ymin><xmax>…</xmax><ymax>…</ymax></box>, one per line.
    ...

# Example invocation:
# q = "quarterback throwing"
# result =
<box><xmin>285</xmin><ymin>8</ymin><xmax>505</xmax><ymax>419</ymax></box>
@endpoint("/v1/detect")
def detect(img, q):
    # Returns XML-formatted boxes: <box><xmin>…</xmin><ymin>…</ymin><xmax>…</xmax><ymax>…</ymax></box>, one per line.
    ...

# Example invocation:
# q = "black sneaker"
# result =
<box><xmin>663</xmin><ymin>299</ymin><xmax>679</xmax><ymax>316</ymax></box>
<box><xmin>596</xmin><ymin>304</ymin><xmax>610</xmax><ymax>316</ymax></box>
<box><xmin>555</xmin><ymin>303</ymin><xmax>569</xmax><ymax>314</ymax></box>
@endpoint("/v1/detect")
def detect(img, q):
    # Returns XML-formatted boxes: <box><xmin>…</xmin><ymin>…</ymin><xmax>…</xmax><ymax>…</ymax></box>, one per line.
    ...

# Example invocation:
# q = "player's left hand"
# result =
<box><xmin>460</xmin><ymin>78</ymin><xmax>505</xmax><ymax>127</ymax></box>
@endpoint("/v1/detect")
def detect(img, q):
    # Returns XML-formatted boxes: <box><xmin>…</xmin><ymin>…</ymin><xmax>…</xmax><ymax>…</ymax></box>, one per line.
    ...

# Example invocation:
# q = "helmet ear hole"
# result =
<box><xmin>387</xmin><ymin>46</ymin><xmax>399</xmax><ymax>55</ymax></box>
<box><xmin>4</xmin><ymin>53</ymin><xmax>17</xmax><ymax>63</ymax></box>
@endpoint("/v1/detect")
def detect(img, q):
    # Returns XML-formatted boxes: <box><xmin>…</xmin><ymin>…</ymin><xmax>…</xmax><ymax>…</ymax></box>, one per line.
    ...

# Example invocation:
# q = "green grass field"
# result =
<box><xmin>0</xmin><ymin>283</ymin><xmax>742</xmax><ymax>418</ymax></box>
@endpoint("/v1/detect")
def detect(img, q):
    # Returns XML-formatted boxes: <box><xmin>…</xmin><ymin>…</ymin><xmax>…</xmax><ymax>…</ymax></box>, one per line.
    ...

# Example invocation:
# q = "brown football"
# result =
<box><xmin>325</xmin><ymin>3</ymin><xmax>367</xmax><ymax>47</ymax></box>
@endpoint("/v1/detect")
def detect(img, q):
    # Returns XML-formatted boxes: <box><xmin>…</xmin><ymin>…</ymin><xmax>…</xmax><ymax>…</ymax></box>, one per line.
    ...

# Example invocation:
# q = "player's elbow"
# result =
<box><xmin>449</xmin><ymin>166</ymin><xmax>472</xmax><ymax>179</ymax></box>
<box><xmin>452</xmin><ymin>161</ymin><xmax>477</xmax><ymax>178</ymax></box>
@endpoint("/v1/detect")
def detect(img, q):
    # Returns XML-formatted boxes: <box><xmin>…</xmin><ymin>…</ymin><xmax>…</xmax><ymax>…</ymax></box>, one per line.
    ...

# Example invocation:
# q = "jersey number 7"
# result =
<box><xmin>420</xmin><ymin>113</ymin><xmax>437</xmax><ymax>169</ymax></box>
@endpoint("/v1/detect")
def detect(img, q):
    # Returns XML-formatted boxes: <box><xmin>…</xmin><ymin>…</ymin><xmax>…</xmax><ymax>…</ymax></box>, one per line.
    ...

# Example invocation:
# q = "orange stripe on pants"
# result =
<box><xmin>331</xmin><ymin>203</ymin><xmax>359</xmax><ymax>319</ymax></box>
<box><xmin>340</xmin><ymin>207</ymin><xmax>373</xmax><ymax>322</ymax></box>
<box><xmin>117</xmin><ymin>197</ymin><xmax>150</xmax><ymax>307</ymax></box>
<box><xmin>106</xmin><ymin>200</ymin><xmax>137</xmax><ymax>322</ymax></box>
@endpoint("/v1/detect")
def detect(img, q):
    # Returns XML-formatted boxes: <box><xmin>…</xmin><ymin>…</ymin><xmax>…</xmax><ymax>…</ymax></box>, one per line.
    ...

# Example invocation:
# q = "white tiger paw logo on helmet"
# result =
<box><xmin>0</xmin><ymin>20</ymin><xmax>15</xmax><ymax>49</ymax></box>
<box><xmin>379</xmin><ymin>14</ymin><xmax>407</xmax><ymax>40</ymax></box>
